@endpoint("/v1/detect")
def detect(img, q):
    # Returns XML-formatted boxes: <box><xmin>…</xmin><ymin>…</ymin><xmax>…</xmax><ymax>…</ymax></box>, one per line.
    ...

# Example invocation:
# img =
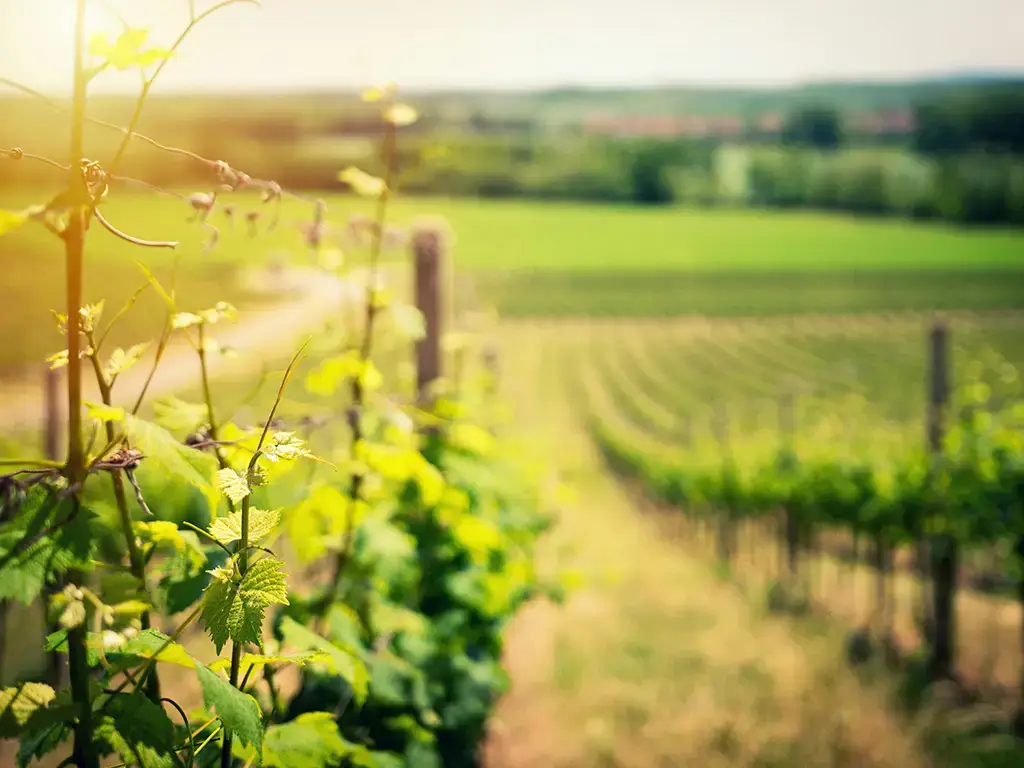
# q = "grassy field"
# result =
<box><xmin>5</xmin><ymin>189</ymin><xmax>1024</xmax><ymax>376</ymax></box>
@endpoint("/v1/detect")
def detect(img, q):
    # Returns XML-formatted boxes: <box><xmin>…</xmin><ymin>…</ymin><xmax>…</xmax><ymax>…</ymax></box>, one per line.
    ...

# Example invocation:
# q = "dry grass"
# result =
<box><xmin>715</xmin><ymin>521</ymin><xmax>1024</xmax><ymax>713</ymax></box>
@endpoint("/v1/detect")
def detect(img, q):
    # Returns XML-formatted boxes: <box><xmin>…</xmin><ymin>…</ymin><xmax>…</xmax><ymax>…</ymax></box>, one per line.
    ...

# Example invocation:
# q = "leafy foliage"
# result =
<box><xmin>196</xmin><ymin>662</ymin><xmax>265</xmax><ymax>752</ymax></box>
<box><xmin>201</xmin><ymin>559</ymin><xmax>290</xmax><ymax>653</ymax></box>
<box><xmin>1</xmin><ymin>10</ymin><xmax>555</xmax><ymax>768</ymax></box>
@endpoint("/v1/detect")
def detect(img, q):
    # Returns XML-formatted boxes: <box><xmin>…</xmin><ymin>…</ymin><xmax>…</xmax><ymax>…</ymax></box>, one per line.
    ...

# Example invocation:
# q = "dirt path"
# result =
<box><xmin>0</xmin><ymin>266</ymin><xmax>358</xmax><ymax>434</ymax></box>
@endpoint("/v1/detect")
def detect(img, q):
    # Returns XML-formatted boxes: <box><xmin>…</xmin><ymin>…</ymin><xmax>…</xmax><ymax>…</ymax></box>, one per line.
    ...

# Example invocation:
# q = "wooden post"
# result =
<box><xmin>482</xmin><ymin>342</ymin><xmax>500</xmax><ymax>395</ymax></box>
<box><xmin>680</xmin><ymin>415</ymin><xmax>692</xmax><ymax>449</ymax></box>
<box><xmin>712</xmin><ymin>405</ymin><xmax>735</xmax><ymax>566</ymax></box>
<box><xmin>43</xmin><ymin>367</ymin><xmax>67</xmax><ymax>690</ymax></box>
<box><xmin>927</xmin><ymin>321</ymin><xmax>954</xmax><ymax>681</ymax></box>
<box><xmin>412</xmin><ymin>222</ymin><xmax>446</xmax><ymax>408</ymax></box>
<box><xmin>778</xmin><ymin>389</ymin><xmax>800</xmax><ymax>580</ymax></box>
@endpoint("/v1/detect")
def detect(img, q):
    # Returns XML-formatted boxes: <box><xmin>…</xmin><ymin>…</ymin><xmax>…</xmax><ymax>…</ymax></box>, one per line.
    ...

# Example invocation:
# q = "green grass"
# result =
<box><xmin>0</xmin><ymin>186</ymin><xmax>380</xmax><ymax>376</ymax></box>
<box><xmin>326</xmin><ymin>196</ymin><xmax>1024</xmax><ymax>317</ymax></box>
<box><xmin>6</xmin><ymin>189</ymin><xmax>1024</xmax><ymax>375</ymax></box>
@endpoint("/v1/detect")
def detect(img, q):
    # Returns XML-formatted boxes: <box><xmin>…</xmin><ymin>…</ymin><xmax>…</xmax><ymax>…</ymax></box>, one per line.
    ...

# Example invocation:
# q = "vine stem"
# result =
<box><xmin>220</xmin><ymin>491</ymin><xmax>251</xmax><ymax>768</ymax></box>
<box><xmin>107</xmin><ymin>0</ymin><xmax>260</xmax><ymax>177</ymax></box>
<box><xmin>320</xmin><ymin>117</ymin><xmax>398</xmax><ymax>622</ymax></box>
<box><xmin>64</xmin><ymin>2</ymin><xmax>100</xmax><ymax>767</ymax></box>
<box><xmin>84</xmin><ymin>331</ymin><xmax>161</xmax><ymax>702</ymax></box>
<box><xmin>220</xmin><ymin>345</ymin><xmax>306</xmax><ymax>768</ymax></box>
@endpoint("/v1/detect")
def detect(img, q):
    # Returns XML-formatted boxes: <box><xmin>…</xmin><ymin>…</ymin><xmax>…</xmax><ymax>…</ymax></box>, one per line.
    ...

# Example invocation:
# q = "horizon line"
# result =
<box><xmin>3</xmin><ymin>68</ymin><xmax>1024</xmax><ymax>100</ymax></box>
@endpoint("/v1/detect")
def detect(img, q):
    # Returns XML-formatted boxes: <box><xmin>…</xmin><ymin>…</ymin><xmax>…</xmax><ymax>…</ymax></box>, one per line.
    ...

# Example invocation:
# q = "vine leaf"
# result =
<box><xmin>0</xmin><ymin>682</ymin><xmax>72</xmax><ymax>766</ymax></box>
<box><xmin>86</xmin><ymin>402</ymin><xmax>126</xmax><ymax>423</ymax></box>
<box><xmin>215</xmin><ymin>468</ymin><xmax>250</xmax><ymax>505</ymax></box>
<box><xmin>89</xmin><ymin>28</ymin><xmax>171</xmax><ymax>71</ymax></box>
<box><xmin>208</xmin><ymin>650</ymin><xmax>330</xmax><ymax>680</ymax></box>
<box><xmin>95</xmin><ymin>692</ymin><xmax>177</xmax><ymax>768</ymax></box>
<box><xmin>390</xmin><ymin>304</ymin><xmax>426</xmax><ymax>341</ymax></box>
<box><xmin>0</xmin><ymin>209</ymin><xmax>27</xmax><ymax>237</ymax></box>
<box><xmin>0</xmin><ymin>683</ymin><xmax>55</xmax><ymax>737</ymax></box>
<box><xmin>261</xmin><ymin>711</ymin><xmax>363</xmax><ymax>768</ymax></box>
<box><xmin>125</xmin><ymin>414</ymin><xmax>217</xmax><ymax>499</ymax></box>
<box><xmin>171</xmin><ymin>301</ymin><xmax>237</xmax><ymax>330</ymax></box>
<box><xmin>338</xmin><ymin>167</ymin><xmax>388</xmax><ymax>198</ymax></box>
<box><xmin>104</xmin><ymin>343</ymin><xmax>150</xmax><ymax>381</ymax></box>
<box><xmin>262</xmin><ymin>432</ymin><xmax>311</xmax><ymax>462</ymax></box>
<box><xmin>362</xmin><ymin>83</ymin><xmax>396</xmax><ymax>102</ymax></box>
<box><xmin>195</xmin><ymin>663</ymin><xmax>263</xmax><ymax>753</ymax></box>
<box><xmin>384</xmin><ymin>103</ymin><xmax>419</xmax><ymax>127</ymax></box>
<box><xmin>208</xmin><ymin>507</ymin><xmax>280</xmax><ymax>546</ymax></box>
<box><xmin>151</xmin><ymin>396</ymin><xmax>208</xmax><ymax>434</ymax></box>
<box><xmin>279</xmin><ymin>617</ymin><xmax>369</xmax><ymax>706</ymax></box>
<box><xmin>284</xmin><ymin>485</ymin><xmax>348</xmax><ymax>564</ymax></box>
<box><xmin>200</xmin><ymin>559</ymin><xmax>289</xmax><ymax>654</ymax></box>
<box><xmin>0</xmin><ymin>497</ymin><xmax>95</xmax><ymax>604</ymax></box>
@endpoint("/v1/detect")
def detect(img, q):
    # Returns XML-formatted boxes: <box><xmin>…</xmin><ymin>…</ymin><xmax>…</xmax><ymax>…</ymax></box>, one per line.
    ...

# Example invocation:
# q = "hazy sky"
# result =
<box><xmin>1</xmin><ymin>0</ymin><xmax>1023</xmax><ymax>95</ymax></box>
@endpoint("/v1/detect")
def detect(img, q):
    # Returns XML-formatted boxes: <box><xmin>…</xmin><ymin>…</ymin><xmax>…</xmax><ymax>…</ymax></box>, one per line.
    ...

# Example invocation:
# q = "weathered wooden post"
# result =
<box><xmin>412</xmin><ymin>220</ymin><xmax>447</xmax><ymax>410</ymax></box>
<box><xmin>927</xmin><ymin>320</ymin><xmax>954</xmax><ymax>681</ymax></box>
<box><xmin>482</xmin><ymin>341</ymin><xmax>500</xmax><ymax>395</ymax></box>
<box><xmin>712</xmin><ymin>404</ymin><xmax>735</xmax><ymax>567</ymax></box>
<box><xmin>778</xmin><ymin>388</ymin><xmax>800</xmax><ymax>581</ymax></box>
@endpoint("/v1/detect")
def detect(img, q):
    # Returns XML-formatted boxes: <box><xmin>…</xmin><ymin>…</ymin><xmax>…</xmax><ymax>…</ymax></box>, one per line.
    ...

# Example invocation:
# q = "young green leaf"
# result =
<box><xmin>171</xmin><ymin>311</ymin><xmax>203</xmax><ymax>330</ymax></box>
<box><xmin>104</xmin><ymin>342</ymin><xmax>150</xmax><ymax>381</ymax></box>
<box><xmin>0</xmin><ymin>683</ymin><xmax>55</xmax><ymax>737</ymax></box>
<box><xmin>262</xmin><ymin>712</ymin><xmax>358</xmax><ymax>768</ymax></box>
<box><xmin>135</xmin><ymin>520</ymin><xmax>187</xmax><ymax>553</ymax></box>
<box><xmin>208</xmin><ymin>650</ymin><xmax>330</xmax><ymax>679</ymax></box>
<box><xmin>57</xmin><ymin>598</ymin><xmax>86</xmax><ymax>630</ymax></box>
<box><xmin>125</xmin><ymin>414</ymin><xmax>218</xmax><ymax>499</ymax></box>
<box><xmin>208</xmin><ymin>507</ymin><xmax>280</xmax><ymax>546</ymax></box>
<box><xmin>89</xmin><ymin>28</ymin><xmax>171</xmax><ymax>71</ymax></box>
<box><xmin>95</xmin><ymin>692</ymin><xmax>177</xmax><ymax>768</ymax></box>
<box><xmin>195</xmin><ymin>662</ymin><xmax>264</xmax><ymax>753</ymax></box>
<box><xmin>361</xmin><ymin>82</ymin><xmax>396</xmax><ymax>102</ymax></box>
<box><xmin>85</xmin><ymin>402</ymin><xmax>126</xmax><ymax>423</ymax></box>
<box><xmin>279</xmin><ymin>617</ymin><xmax>368</xmax><ymax>706</ymax></box>
<box><xmin>384</xmin><ymin>103</ymin><xmax>418</xmax><ymax>127</ymax></box>
<box><xmin>0</xmin><ymin>498</ymin><xmax>95</xmax><ymax>604</ymax></box>
<box><xmin>390</xmin><ymin>304</ymin><xmax>426</xmax><ymax>341</ymax></box>
<box><xmin>338</xmin><ymin>167</ymin><xmax>388</xmax><ymax>198</ymax></box>
<box><xmin>151</xmin><ymin>396</ymin><xmax>208</xmax><ymax>434</ymax></box>
<box><xmin>200</xmin><ymin>559</ymin><xmax>289</xmax><ymax>654</ymax></box>
<box><xmin>284</xmin><ymin>485</ymin><xmax>348</xmax><ymax>564</ymax></box>
<box><xmin>263</xmin><ymin>432</ymin><xmax>311</xmax><ymax>462</ymax></box>
<box><xmin>0</xmin><ymin>209</ymin><xmax>27</xmax><ymax>237</ymax></box>
<box><xmin>215</xmin><ymin>468</ymin><xmax>250</xmax><ymax>504</ymax></box>
<box><xmin>304</xmin><ymin>352</ymin><xmax>362</xmax><ymax>397</ymax></box>
<box><xmin>93</xmin><ymin>629</ymin><xmax>199</xmax><ymax>673</ymax></box>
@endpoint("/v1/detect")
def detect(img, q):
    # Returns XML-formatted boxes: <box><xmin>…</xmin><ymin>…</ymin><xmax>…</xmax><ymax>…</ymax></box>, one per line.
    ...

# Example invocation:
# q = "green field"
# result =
<box><xmin>5</xmin><ymin>190</ymin><xmax>1024</xmax><ymax>377</ymax></box>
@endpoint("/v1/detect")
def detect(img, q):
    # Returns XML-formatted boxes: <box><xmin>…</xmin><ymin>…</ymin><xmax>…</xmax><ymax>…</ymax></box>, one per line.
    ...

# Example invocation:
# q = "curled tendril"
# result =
<box><xmin>94</xmin><ymin>208</ymin><xmax>179</xmax><ymax>250</ymax></box>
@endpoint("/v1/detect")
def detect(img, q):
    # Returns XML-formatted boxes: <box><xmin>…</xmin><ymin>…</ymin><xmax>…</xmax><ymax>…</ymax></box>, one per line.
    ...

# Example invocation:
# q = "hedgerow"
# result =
<box><xmin>0</xmin><ymin>4</ymin><xmax>564</xmax><ymax>766</ymax></box>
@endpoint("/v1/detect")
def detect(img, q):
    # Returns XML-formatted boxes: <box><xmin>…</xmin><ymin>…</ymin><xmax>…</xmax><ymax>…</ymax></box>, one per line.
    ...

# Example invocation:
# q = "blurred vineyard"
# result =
<box><xmin>540</xmin><ymin>309</ymin><xmax>1024</xmax><ymax>722</ymax></box>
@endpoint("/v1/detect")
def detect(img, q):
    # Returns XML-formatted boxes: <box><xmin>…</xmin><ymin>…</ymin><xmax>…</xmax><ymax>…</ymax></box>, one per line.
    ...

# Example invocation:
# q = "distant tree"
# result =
<box><xmin>627</xmin><ymin>143</ymin><xmax>676</xmax><ymax>205</ymax></box>
<box><xmin>781</xmin><ymin>105</ymin><xmax>843</xmax><ymax>150</ymax></box>
<box><xmin>914</xmin><ymin>89</ymin><xmax>1024</xmax><ymax>156</ymax></box>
